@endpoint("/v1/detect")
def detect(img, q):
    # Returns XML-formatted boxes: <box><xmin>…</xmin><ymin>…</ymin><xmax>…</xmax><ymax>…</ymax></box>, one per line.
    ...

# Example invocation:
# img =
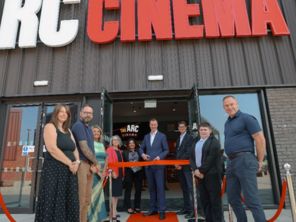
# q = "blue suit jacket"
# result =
<box><xmin>139</xmin><ymin>131</ymin><xmax>169</xmax><ymax>168</ymax></box>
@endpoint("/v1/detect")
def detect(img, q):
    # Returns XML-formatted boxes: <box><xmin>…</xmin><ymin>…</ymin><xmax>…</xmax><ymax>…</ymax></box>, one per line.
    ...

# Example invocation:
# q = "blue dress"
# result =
<box><xmin>88</xmin><ymin>141</ymin><xmax>107</xmax><ymax>222</ymax></box>
<box><xmin>35</xmin><ymin>128</ymin><xmax>79</xmax><ymax>222</ymax></box>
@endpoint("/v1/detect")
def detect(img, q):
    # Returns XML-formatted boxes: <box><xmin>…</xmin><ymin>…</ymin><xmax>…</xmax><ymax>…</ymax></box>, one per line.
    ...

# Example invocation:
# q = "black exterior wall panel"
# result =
<box><xmin>226</xmin><ymin>39</ymin><xmax>249</xmax><ymax>86</ymax></box>
<box><xmin>4</xmin><ymin>49</ymin><xmax>23</xmax><ymax>96</ymax></box>
<box><xmin>132</xmin><ymin>42</ymin><xmax>147</xmax><ymax>90</ymax></box>
<box><xmin>34</xmin><ymin>47</ymin><xmax>53</xmax><ymax>95</ymax></box>
<box><xmin>274</xmin><ymin>38</ymin><xmax>296</xmax><ymax>83</ymax></box>
<box><xmin>115</xmin><ymin>42</ymin><xmax>131</xmax><ymax>91</ymax></box>
<box><xmin>162</xmin><ymin>41</ymin><xmax>180</xmax><ymax>90</ymax></box>
<box><xmin>258</xmin><ymin>38</ymin><xmax>283</xmax><ymax>85</ymax></box>
<box><xmin>193</xmin><ymin>40</ymin><xmax>214</xmax><ymax>88</ymax></box>
<box><xmin>242</xmin><ymin>39</ymin><xmax>266</xmax><ymax>85</ymax></box>
<box><xmin>67</xmin><ymin>1</ymin><xmax>88</xmax><ymax>94</ymax></box>
<box><xmin>178</xmin><ymin>41</ymin><xmax>197</xmax><ymax>89</ymax></box>
<box><xmin>146</xmin><ymin>41</ymin><xmax>164</xmax><ymax>90</ymax></box>
<box><xmin>83</xmin><ymin>40</ymin><xmax>100</xmax><ymax>93</ymax></box>
<box><xmin>51</xmin><ymin>47</ymin><xmax>69</xmax><ymax>94</ymax></box>
<box><xmin>210</xmin><ymin>39</ymin><xmax>232</xmax><ymax>87</ymax></box>
<box><xmin>21</xmin><ymin>49</ymin><xmax>40</xmax><ymax>95</ymax></box>
<box><xmin>99</xmin><ymin>44</ymin><xmax>114</xmax><ymax>92</ymax></box>
<box><xmin>0</xmin><ymin>50</ymin><xmax>8</xmax><ymax>96</ymax></box>
<box><xmin>281</xmin><ymin>0</ymin><xmax>296</xmax><ymax>59</ymax></box>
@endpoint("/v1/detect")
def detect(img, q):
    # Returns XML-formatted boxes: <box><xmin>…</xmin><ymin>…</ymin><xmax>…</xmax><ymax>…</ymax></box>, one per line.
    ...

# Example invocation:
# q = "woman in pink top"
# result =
<box><xmin>106</xmin><ymin>135</ymin><xmax>124</xmax><ymax>222</ymax></box>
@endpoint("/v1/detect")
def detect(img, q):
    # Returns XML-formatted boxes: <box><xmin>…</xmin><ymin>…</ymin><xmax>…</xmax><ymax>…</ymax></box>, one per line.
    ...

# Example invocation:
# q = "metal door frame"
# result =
<box><xmin>0</xmin><ymin>101</ymin><xmax>80</xmax><ymax>213</ymax></box>
<box><xmin>0</xmin><ymin>103</ymin><xmax>42</xmax><ymax>213</ymax></box>
<box><xmin>100</xmin><ymin>89</ymin><xmax>113</xmax><ymax>143</ymax></box>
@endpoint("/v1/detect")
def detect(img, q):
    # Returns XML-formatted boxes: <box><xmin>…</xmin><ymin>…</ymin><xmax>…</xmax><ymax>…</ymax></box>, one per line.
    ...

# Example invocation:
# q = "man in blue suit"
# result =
<box><xmin>139</xmin><ymin>118</ymin><xmax>169</xmax><ymax>220</ymax></box>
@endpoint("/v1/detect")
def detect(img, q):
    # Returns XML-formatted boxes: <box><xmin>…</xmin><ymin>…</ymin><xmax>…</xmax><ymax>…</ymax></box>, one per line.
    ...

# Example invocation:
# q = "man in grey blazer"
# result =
<box><xmin>139</xmin><ymin>118</ymin><xmax>169</xmax><ymax>220</ymax></box>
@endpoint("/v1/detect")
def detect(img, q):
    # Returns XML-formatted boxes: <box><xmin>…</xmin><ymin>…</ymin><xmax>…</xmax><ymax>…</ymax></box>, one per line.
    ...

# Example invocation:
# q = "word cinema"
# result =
<box><xmin>0</xmin><ymin>0</ymin><xmax>290</xmax><ymax>49</ymax></box>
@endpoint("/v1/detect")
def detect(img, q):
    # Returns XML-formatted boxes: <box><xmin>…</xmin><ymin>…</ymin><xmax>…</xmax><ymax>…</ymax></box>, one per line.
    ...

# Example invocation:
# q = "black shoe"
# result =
<box><xmin>134</xmin><ymin>208</ymin><xmax>141</xmax><ymax>213</ymax></box>
<box><xmin>176</xmin><ymin>209</ymin><xmax>189</xmax><ymax>215</ymax></box>
<box><xmin>185</xmin><ymin>212</ymin><xmax>194</xmax><ymax>219</ymax></box>
<box><xmin>143</xmin><ymin>211</ymin><xmax>158</xmax><ymax>216</ymax></box>
<box><xmin>127</xmin><ymin>208</ymin><xmax>135</xmax><ymax>214</ymax></box>
<box><xmin>112</xmin><ymin>217</ymin><xmax>120</xmax><ymax>222</ymax></box>
<box><xmin>159</xmin><ymin>212</ymin><xmax>166</xmax><ymax>220</ymax></box>
<box><xmin>188</xmin><ymin>219</ymin><xmax>205</xmax><ymax>222</ymax></box>
<box><xmin>187</xmin><ymin>215</ymin><xmax>206</xmax><ymax>222</ymax></box>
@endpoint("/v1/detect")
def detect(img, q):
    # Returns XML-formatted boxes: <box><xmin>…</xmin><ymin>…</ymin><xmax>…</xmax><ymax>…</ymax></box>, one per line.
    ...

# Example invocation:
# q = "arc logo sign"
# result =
<box><xmin>0</xmin><ymin>0</ymin><xmax>290</xmax><ymax>49</ymax></box>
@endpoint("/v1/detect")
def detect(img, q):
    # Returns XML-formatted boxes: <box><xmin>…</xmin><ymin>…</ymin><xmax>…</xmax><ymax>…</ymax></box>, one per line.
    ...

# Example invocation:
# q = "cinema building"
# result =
<box><xmin>0</xmin><ymin>0</ymin><xmax>295</xmax><ymax>213</ymax></box>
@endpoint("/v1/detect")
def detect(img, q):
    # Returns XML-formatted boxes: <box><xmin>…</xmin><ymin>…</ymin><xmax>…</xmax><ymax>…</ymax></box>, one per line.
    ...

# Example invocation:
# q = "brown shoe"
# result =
<box><xmin>143</xmin><ymin>211</ymin><xmax>157</xmax><ymax>216</ymax></box>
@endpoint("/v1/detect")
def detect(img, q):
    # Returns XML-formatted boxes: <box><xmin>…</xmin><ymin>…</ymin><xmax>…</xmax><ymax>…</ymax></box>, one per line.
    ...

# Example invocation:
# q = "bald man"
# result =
<box><xmin>223</xmin><ymin>96</ymin><xmax>266</xmax><ymax>222</ymax></box>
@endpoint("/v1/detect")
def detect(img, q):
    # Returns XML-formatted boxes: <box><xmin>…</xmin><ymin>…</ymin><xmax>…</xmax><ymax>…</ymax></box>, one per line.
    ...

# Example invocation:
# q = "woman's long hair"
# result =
<box><xmin>50</xmin><ymin>104</ymin><xmax>71</xmax><ymax>131</ymax></box>
<box><xmin>92</xmin><ymin>125</ymin><xmax>104</xmax><ymax>142</ymax></box>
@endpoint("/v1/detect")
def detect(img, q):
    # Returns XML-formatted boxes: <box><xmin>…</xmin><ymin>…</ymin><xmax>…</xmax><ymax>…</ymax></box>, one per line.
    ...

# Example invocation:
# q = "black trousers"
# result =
<box><xmin>177</xmin><ymin>168</ymin><xmax>194</xmax><ymax>212</ymax></box>
<box><xmin>124</xmin><ymin>168</ymin><xmax>143</xmax><ymax>209</ymax></box>
<box><xmin>198</xmin><ymin>173</ymin><xmax>223</xmax><ymax>222</ymax></box>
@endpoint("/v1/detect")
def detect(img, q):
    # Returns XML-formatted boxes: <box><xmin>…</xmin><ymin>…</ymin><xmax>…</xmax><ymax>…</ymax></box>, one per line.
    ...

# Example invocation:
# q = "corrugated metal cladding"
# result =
<box><xmin>0</xmin><ymin>0</ymin><xmax>296</xmax><ymax>98</ymax></box>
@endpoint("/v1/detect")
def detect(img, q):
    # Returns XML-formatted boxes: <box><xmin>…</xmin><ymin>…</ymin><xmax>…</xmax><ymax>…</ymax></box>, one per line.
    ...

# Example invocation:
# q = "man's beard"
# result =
<box><xmin>82</xmin><ymin>118</ymin><xmax>91</xmax><ymax>124</ymax></box>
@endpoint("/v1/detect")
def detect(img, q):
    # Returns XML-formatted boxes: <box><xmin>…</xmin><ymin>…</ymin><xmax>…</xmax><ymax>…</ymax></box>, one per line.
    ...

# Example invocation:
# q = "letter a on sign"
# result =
<box><xmin>252</xmin><ymin>0</ymin><xmax>290</xmax><ymax>36</ymax></box>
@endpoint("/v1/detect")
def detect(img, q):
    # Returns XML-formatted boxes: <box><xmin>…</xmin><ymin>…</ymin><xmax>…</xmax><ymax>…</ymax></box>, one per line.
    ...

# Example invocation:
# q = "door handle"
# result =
<box><xmin>26</xmin><ymin>156</ymin><xmax>44</xmax><ymax>173</ymax></box>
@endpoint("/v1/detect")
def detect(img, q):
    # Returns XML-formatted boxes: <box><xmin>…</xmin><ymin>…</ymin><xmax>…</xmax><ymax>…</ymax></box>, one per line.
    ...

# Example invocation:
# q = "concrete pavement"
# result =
<box><xmin>0</xmin><ymin>209</ymin><xmax>294</xmax><ymax>222</ymax></box>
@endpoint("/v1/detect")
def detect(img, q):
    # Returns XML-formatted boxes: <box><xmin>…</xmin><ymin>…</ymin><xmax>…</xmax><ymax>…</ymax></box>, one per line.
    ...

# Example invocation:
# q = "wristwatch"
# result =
<box><xmin>76</xmin><ymin>160</ymin><xmax>81</xmax><ymax>164</ymax></box>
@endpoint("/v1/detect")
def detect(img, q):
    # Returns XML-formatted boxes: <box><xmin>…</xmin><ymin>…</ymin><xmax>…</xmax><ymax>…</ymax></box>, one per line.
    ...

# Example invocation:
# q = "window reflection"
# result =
<box><xmin>19</xmin><ymin>107</ymin><xmax>39</xmax><ymax>146</ymax></box>
<box><xmin>0</xmin><ymin>106</ymin><xmax>39</xmax><ymax>208</ymax></box>
<box><xmin>199</xmin><ymin>93</ymin><xmax>273</xmax><ymax>205</ymax></box>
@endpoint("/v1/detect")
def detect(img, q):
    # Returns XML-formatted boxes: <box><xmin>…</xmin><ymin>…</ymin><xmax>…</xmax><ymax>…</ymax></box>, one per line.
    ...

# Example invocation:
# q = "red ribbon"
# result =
<box><xmin>0</xmin><ymin>193</ymin><xmax>16</xmax><ymax>222</ymax></box>
<box><xmin>267</xmin><ymin>179</ymin><xmax>287</xmax><ymax>222</ymax></box>
<box><xmin>108</xmin><ymin>159</ymin><xmax>190</xmax><ymax>168</ymax></box>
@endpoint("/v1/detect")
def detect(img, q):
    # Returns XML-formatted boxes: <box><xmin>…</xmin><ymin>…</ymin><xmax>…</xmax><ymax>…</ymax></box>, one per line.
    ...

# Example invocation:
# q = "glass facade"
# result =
<box><xmin>0</xmin><ymin>106</ymin><xmax>39</xmax><ymax>208</ymax></box>
<box><xmin>199</xmin><ymin>93</ymin><xmax>274</xmax><ymax>204</ymax></box>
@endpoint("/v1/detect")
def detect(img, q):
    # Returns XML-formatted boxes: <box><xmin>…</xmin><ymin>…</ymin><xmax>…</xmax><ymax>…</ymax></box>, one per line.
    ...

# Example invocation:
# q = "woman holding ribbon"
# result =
<box><xmin>88</xmin><ymin>125</ymin><xmax>108</xmax><ymax>222</ymax></box>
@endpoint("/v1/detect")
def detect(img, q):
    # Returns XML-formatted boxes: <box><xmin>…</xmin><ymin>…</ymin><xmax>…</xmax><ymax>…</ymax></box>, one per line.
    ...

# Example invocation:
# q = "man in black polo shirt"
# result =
<box><xmin>72</xmin><ymin>104</ymin><xmax>100</xmax><ymax>222</ymax></box>
<box><xmin>223</xmin><ymin>95</ymin><xmax>266</xmax><ymax>222</ymax></box>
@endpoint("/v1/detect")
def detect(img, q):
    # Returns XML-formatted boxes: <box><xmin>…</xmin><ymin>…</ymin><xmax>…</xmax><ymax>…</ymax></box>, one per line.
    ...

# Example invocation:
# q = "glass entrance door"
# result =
<box><xmin>0</xmin><ymin>102</ymin><xmax>79</xmax><ymax>212</ymax></box>
<box><xmin>0</xmin><ymin>105</ymin><xmax>41</xmax><ymax>212</ymax></box>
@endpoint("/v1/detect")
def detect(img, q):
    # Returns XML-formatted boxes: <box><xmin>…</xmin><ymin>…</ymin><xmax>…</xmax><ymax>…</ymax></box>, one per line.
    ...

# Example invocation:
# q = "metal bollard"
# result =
<box><xmin>284</xmin><ymin>163</ymin><xmax>296</xmax><ymax>222</ymax></box>
<box><xmin>228</xmin><ymin>204</ymin><xmax>234</xmax><ymax>222</ymax></box>
<box><xmin>108</xmin><ymin>169</ymin><xmax>113</xmax><ymax>222</ymax></box>
<box><xmin>192</xmin><ymin>171</ymin><xmax>198</xmax><ymax>222</ymax></box>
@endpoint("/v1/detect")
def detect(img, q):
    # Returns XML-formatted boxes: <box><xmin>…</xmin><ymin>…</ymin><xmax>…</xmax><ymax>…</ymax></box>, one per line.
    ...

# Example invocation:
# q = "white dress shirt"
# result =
<box><xmin>150</xmin><ymin>130</ymin><xmax>157</xmax><ymax>146</ymax></box>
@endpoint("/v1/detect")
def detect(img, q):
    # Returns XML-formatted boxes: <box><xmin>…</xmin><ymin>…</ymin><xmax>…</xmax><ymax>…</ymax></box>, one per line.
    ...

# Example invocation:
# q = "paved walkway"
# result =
<box><xmin>0</xmin><ymin>209</ymin><xmax>294</xmax><ymax>222</ymax></box>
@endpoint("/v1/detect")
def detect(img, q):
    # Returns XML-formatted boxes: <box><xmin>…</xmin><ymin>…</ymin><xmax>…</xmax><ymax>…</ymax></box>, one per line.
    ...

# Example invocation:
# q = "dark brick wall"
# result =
<box><xmin>266</xmin><ymin>87</ymin><xmax>296</xmax><ymax>199</ymax></box>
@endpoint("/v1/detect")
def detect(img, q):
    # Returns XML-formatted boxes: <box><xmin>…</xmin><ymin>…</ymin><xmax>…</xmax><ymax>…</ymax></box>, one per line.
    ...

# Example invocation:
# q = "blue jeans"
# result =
<box><xmin>226</xmin><ymin>153</ymin><xmax>266</xmax><ymax>222</ymax></box>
